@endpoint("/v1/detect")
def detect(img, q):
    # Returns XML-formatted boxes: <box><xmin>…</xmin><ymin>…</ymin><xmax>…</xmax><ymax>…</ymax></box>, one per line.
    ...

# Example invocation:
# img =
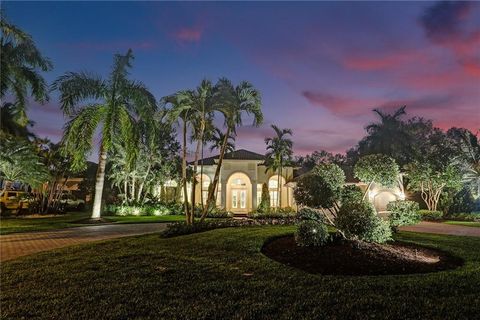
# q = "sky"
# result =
<box><xmin>4</xmin><ymin>1</ymin><xmax>480</xmax><ymax>161</ymax></box>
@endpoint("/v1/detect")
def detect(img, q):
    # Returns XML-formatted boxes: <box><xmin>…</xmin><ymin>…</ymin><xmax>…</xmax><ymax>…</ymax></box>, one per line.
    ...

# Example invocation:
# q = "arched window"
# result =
<box><xmin>268</xmin><ymin>175</ymin><xmax>285</xmax><ymax>208</ymax></box>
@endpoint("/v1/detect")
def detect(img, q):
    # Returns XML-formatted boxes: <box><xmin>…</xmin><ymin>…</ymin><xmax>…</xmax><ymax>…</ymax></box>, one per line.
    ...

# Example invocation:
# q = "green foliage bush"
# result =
<box><xmin>294</xmin><ymin>220</ymin><xmax>330</xmax><ymax>246</ymax></box>
<box><xmin>336</xmin><ymin>200</ymin><xmax>392</xmax><ymax>243</ymax></box>
<box><xmin>341</xmin><ymin>185</ymin><xmax>363</xmax><ymax>204</ymax></box>
<box><xmin>297</xmin><ymin>207</ymin><xmax>323</xmax><ymax>222</ymax></box>
<box><xmin>387</xmin><ymin>200</ymin><xmax>420</xmax><ymax>231</ymax></box>
<box><xmin>418</xmin><ymin>210</ymin><xmax>443</xmax><ymax>221</ymax></box>
<box><xmin>444</xmin><ymin>212</ymin><xmax>480</xmax><ymax>222</ymax></box>
<box><xmin>248</xmin><ymin>211</ymin><xmax>296</xmax><ymax>220</ymax></box>
<box><xmin>106</xmin><ymin>202</ymin><xmax>182</xmax><ymax>216</ymax></box>
<box><xmin>257</xmin><ymin>183</ymin><xmax>271</xmax><ymax>213</ymax></box>
<box><xmin>193</xmin><ymin>206</ymin><xmax>233</xmax><ymax>218</ymax></box>
<box><xmin>354</xmin><ymin>154</ymin><xmax>399</xmax><ymax>188</ymax></box>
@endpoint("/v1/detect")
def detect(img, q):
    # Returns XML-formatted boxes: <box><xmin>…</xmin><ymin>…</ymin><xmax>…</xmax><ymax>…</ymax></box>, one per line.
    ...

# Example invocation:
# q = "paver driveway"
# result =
<box><xmin>0</xmin><ymin>223</ymin><xmax>167</xmax><ymax>262</ymax></box>
<box><xmin>400</xmin><ymin>221</ymin><xmax>480</xmax><ymax>237</ymax></box>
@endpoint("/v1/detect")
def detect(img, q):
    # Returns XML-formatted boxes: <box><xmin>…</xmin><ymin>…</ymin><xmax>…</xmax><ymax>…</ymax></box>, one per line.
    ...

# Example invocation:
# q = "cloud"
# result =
<box><xmin>420</xmin><ymin>1</ymin><xmax>473</xmax><ymax>43</ymax></box>
<box><xmin>342</xmin><ymin>50</ymin><xmax>426</xmax><ymax>71</ymax></box>
<box><xmin>171</xmin><ymin>26</ymin><xmax>204</xmax><ymax>44</ymax></box>
<box><xmin>302</xmin><ymin>91</ymin><xmax>377</xmax><ymax>115</ymax></box>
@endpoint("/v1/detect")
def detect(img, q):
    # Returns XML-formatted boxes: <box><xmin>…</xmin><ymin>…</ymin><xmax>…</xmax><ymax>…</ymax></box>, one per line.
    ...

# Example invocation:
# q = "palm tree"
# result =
<box><xmin>1</xmin><ymin>102</ymin><xmax>35</xmax><ymax>138</ymax></box>
<box><xmin>165</xmin><ymin>92</ymin><xmax>196</xmax><ymax>223</ymax></box>
<box><xmin>201</xmin><ymin>78</ymin><xmax>262</xmax><ymax>219</ymax></box>
<box><xmin>361</xmin><ymin>106</ymin><xmax>413</xmax><ymax>165</ymax></box>
<box><xmin>209</xmin><ymin>127</ymin><xmax>235</xmax><ymax>154</ymax></box>
<box><xmin>52</xmin><ymin>50</ymin><xmax>156</xmax><ymax>219</ymax></box>
<box><xmin>265</xmin><ymin>125</ymin><xmax>293</xmax><ymax>209</ymax></box>
<box><xmin>0</xmin><ymin>13</ymin><xmax>52</xmax><ymax>125</ymax></box>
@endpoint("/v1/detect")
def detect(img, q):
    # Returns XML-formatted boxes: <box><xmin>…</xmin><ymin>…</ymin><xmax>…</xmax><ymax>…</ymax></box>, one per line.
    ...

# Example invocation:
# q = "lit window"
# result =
<box><xmin>269</xmin><ymin>179</ymin><xmax>278</xmax><ymax>189</ymax></box>
<box><xmin>232</xmin><ymin>178</ymin><xmax>244</xmax><ymax>186</ymax></box>
<box><xmin>270</xmin><ymin>191</ymin><xmax>278</xmax><ymax>207</ymax></box>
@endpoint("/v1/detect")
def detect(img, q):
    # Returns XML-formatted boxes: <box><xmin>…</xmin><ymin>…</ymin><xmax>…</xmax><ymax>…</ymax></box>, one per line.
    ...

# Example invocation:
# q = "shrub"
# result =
<box><xmin>257</xmin><ymin>183</ymin><xmax>271</xmax><ymax>213</ymax></box>
<box><xmin>341</xmin><ymin>184</ymin><xmax>363</xmax><ymax>204</ymax></box>
<box><xmin>418</xmin><ymin>210</ymin><xmax>443</xmax><ymax>221</ymax></box>
<box><xmin>295</xmin><ymin>220</ymin><xmax>330</xmax><ymax>246</ymax></box>
<box><xmin>105</xmin><ymin>202</ymin><xmax>182</xmax><ymax>216</ymax></box>
<box><xmin>446</xmin><ymin>212</ymin><xmax>480</xmax><ymax>222</ymax></box>
<box><xmin>387</xmin><ymin>200</ymin><xmax>420</xmax><ymax>231</ymax></box>
<box><xmin>354</xmin><ymin>154</ymin><xmax>399</xmax><ymax>189</ymax></box>
<box><xmin>193</xmin><ymin>206</ymin><xmax>233</xmax><ymax>218</ymax></box>
<box><xmin>248</xmin><ymin>211</ymin><xmax>296</xmax><ymax>219</ymax></box>
<box><xmin>297</xmin><ymin>207</ymin><xmax>323</xmax><ymax>222</ymax></box>
<box><xmin>336</xmin><ymin>200</ymin><xmax>392</xmax><ymax>243</ymax></box>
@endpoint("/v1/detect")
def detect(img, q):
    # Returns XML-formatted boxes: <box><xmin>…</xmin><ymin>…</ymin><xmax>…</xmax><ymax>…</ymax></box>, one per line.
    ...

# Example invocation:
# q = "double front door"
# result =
<box><xmin>231</xmin><ymin>189</ymin><xmax>247</xmax><ymax>212</ymax></box>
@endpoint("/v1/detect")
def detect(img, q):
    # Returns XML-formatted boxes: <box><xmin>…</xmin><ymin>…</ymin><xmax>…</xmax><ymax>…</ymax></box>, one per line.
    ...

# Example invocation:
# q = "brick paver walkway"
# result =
<box><xmin>0</xmin><ymin>223</ymin><xmax>167</xmax><ymax>262</ymax></box>
<box><xmin>400</xmin><ymin>221</ymin><xmax>480</xmax><ymax>237</ymax></box>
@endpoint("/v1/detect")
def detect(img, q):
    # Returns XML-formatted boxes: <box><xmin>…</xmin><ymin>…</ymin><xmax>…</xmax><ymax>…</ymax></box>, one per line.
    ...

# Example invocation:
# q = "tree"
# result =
<box><xmin>0</xmin><ymin>13</ymin><xmax>52</xmax><ymax>124</ymax></box>
<box><xmin>293</xmin><ymin>163</ymin><xmax>345</xmax><ymax>225</ymax></box>
<box><xmin>0</xmin><ymin>133</ymin><xmax>50</xmax><ymax>192</ymax></box>
<box><xmin>257</xmin><ymin>182</ymin><xmax>270</xmax><ymax>213</ymax></box>
<box><xmin>52</xmin><ymin>50</ymin><xmax>156</xmax><ymax>219</ymax></box>
<box><xmin>407</xmin><ymin>161</ymin><xmax>461</xmax><ymax>211</ymax></box>
<box><xmin>201</xmin><ymin>78</ymin><xmax>263</xmax><ymax>220</ymax></box>
<box><xmin>209</xmin><ymin>127</ymin><xmax>235</xmax><ymax>154</ymax></box>
<box><xmin>354</xmin><ymin>154</ymin><xmax>400</xmax><ymax>201</ymax></box>
<box><xmin>265</xmin><ymin>125</ymin><xmax>293</xmax><ymax>209</ymax></box>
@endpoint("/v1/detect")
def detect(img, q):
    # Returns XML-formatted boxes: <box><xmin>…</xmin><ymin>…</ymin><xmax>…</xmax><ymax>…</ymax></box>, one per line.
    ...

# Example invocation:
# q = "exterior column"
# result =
<box><xmin>221</xmin><ymin>179</ymin><xmax>227</xmax><ymax>210</ymax></box>
<box><xmin>252</xmin><ymin>180</ymin><xmax>257</xmax><ymax>211</ymax></box>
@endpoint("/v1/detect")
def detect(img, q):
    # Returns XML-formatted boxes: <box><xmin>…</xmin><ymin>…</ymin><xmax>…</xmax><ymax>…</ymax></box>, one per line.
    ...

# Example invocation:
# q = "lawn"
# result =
<box><xmin>1</xmin><ymin>226</ymin><xmax>479</xmax><ymax>319</ymax></box>
<box><xmin>0</xmin><ymin>213</ymin><xmax>185</xmax><ymax>235</ymax></box>
<box><xmin>444</xmin><ymin>220</ymin><xmax>480</xmax><ymax>228</ymax></box>
<box><xmin>0</xmin><ymin>212</ymin><xmax>90</xmax><ymax>234</ymax></box>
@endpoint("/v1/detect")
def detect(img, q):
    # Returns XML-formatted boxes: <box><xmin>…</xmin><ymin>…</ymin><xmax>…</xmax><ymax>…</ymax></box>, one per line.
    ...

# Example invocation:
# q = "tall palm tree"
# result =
<box><xmin>186</xmin><ymin>80</ymin><xmax>215</xmax><ymax>212</ymax></box>
<box><xmin>0</xmin><ymin>13</ymin><xmax>52</xmax><ymax>124</ymax></box>
<box><xmin>165</xmin><ymin>92</ymin><xmax>196</xmax><ymax>223</ymax></box>
<box><xmin>209</xmin><ymin>127</ymin><xmax>235</xmax><ymax>154</ymax></box>
<box><xmin>201</xmin><ymin>78</ymin><xmax>262</xmax><ymax>219</ymax></box>
<box><xmin>52</xmin><ymin>50</ymin><xmax>156</xmax><ymax>219</ymax></box>
<box><xmin>265</xmin><ymin>125</ymin><xmax>293</xmax><ymax>209</ymax></box>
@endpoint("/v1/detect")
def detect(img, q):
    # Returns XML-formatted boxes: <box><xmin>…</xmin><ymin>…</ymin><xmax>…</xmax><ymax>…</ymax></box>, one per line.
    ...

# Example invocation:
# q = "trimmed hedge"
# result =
<box><xmin>387</xmin><ymin>200</ymin><xmax>420</xmax><ymax>231</ymax></box>
<box><xmin>295</xmin><ymin>220</ymin><xmax>330</xmax><ymax>246</ymax></box>
<box><xmin>445</xmin><ymin>212</ymin><xmax>480</xmax><ymax>222</ymax></box>
<box><xmin>418</xmin><ymin>210</ymin><xmax>443</xmax><ymax>221</ymax></box>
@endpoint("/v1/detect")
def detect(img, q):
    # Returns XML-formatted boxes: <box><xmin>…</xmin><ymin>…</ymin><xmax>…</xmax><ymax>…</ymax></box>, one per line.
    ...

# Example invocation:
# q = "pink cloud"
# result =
<box><xmin>342</xmin><ymin>50</ymin><xmax>427</xmax><ymax>71</ymax></box>
<box><xmin>171</xmin><ymin>26</ymin><xmax>204</xmax><ymax>44</ymax></box>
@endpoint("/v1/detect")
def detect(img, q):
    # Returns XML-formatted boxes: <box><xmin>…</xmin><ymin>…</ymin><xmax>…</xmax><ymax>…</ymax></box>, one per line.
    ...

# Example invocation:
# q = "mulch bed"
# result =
<box><xmin>262</xmin><ymin>235</ymin><xmax>463</xmax><ymax>276</ymax></box>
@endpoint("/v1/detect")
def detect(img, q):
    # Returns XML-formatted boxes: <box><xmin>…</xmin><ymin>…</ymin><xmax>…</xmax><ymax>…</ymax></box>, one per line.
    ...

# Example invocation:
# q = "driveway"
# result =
<box><xmin>400</xmin><ymin>221</ymin><xmax>480</xmax><ymax>237</ymax></box>
<box><xmin>0</xmin><ymin>223</ymin><xmax>167</xmax><ymax>262</ymax></box>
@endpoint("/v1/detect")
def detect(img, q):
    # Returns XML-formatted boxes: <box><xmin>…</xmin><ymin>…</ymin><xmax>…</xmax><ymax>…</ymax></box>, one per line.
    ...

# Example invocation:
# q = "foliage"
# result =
<box><xmin>265</xmin><ymin>124</ymin><xmax>293</xmax><ymax>207</ymax></box>
<box><xmin>296</xmin><ymin>207</ymin><xmax>324</xmax><ymax>222</ymax></box>
<box><xmin>418</xmin><ymin>210</ymin><xmax>443</xmax><ymax>221</ymax></box>
<box><xmin>341</xmin><ymin>184</ymin><xmax>363</xmax><ymax>204</ymax></box>
<box><xmin>53</xmin><ymin>50</ymin><xmax>156</xmax><ymax>219</ymax></box>
<box><xmin>407</xmin><ymin>162</ymin><xmax>462</xmax><ymax>211</ymax></box>
<box><xmin>354</xmin><ymin>154</ymin><xmax>399</xmax><ymax>189</ymax></box>
<box><xmin>106</xmin><ymin>202</ymin><xmax>182</xmax><ymax>217</ymax></box>
<box><xmin>0</xmin><ymin>134</ymin><xmax>50</xmax><ymax>189</ymax></box>
<box><xmin>256</xmin><ymin>183</ymin><xmax>270</xmax><ymax>213</ymax></box>
<box><xmin>387</xmin><ymin>200</ymin><xmax>420</xmax><ymax>231</ymax></box>
<box><xmin>248</xmin><ymin>211</ymin><xmax>297</xmax><ymax>220</ymax></box>
<box><xmin>0</xmin><ymin>13</ymin><xmax>52</xmax><ymax>123</ymax></box>
<box><xmin>295</xmin><ymin>220</ymin><xmax>330</xmax><ymax>247</ymax></box>
<box><xmin>336</xmin><ymin>200</ymin><xmax>392</xmax><ymax>243</ymax></box>
<box><xmin>194</xmin><ymin>206</ymin><xmax>233</xmax><ymax>218</ymax></box>
<box><xmin>294</xmin><ymin>163</ymin><xmax>345</xmax><ymax>213</ymax></box>
<box><xmin>445</xmin><ymin>212</ymin><xmax>480</xmax><ymax>222</ymax></box>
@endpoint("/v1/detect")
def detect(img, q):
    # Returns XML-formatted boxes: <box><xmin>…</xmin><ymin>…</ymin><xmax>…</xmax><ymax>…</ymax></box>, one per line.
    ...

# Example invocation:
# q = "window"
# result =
<box><xmin>240</xmin><ymin>190</ymin><xmax>246</xmax><ymax>208</ymax></box>
<box><xmin>202</xmin><ymin>181</ymin><xmax>209</xmax><ymax>189</ymax></box>
<box><xmin>202</xmin><ymin>191</ymin><xmax>208</xmax><ymax>204</ymax></box>
<box><xmin>232</xmin><ymin>190</ymin><xmax>238</xmax><ymax>209</ymax></box>
<box><xmin>268</xmin><ymin>179</ymin><xmax>278</xmax><ymax>189</ymax></box>
<box><xmin>256</xmin><ymin>184</ymin><xmax>262</xmax><ymax>206</ymax></box>
<box><xmin>232</xmin><ymin>178</ymin><xmax>244</xmax><ymax>186</ymax></box>
<box><xmin>269</xmin><ymin>191</ymin><xmax>278</xmax><ymax>208</ymax></box>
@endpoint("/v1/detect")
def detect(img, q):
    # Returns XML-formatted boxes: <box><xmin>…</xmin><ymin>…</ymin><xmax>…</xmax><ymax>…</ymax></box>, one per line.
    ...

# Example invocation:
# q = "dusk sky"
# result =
<box><xmin>4</xmin><ymin>1</ymin><xmax>480</xmax><ymax>161</ymax></box>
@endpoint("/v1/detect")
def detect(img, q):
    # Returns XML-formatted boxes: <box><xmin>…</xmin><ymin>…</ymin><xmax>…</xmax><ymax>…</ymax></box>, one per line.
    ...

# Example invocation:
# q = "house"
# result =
<box><xmin>187</xmin><ymin>149</ymin><xmax>296</xmax><ymax>213</ymax></box>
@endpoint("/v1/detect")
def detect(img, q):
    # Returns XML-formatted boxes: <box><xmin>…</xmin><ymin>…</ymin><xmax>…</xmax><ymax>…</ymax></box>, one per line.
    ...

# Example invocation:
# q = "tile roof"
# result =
<box><xmin>191</xmin><ymin>149</ymin><xmax>266</xmax><ymax>165</ymax></box>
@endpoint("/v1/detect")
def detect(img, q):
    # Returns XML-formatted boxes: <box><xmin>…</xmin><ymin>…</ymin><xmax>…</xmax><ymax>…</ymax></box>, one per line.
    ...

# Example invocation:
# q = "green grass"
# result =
<box><xmin>444</xmin><ymin>220</ymin><xmax>480</xmax><ymax>228</ymax></box>
<box><xmin>103</xmin><ymin>214</ymin><xmax>186</xmax><ymax>224</ymax></box>
<box><xmin>1</xmin><ymin>226</ymin><xmax>479</xmax><ymax>319</ymax></box>
<box><xmin>0</xmin><ymin>212</ymin><xmax>90</xmax><ymax>234</ymax></box>
<box><xmin>0</xmin><ymin>212</ymin><xmax>185</xmax><ymax>235</ymax></box>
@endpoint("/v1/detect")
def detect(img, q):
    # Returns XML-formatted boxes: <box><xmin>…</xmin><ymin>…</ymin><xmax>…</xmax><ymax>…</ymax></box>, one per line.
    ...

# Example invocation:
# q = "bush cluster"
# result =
<box><xmin>248</xmin><ymin>210</ymin><xmax>296</xmax><ymax>220</ymax></box>
<box><xmin>336</xmin><ymin>201</ymin><xmax>392</xmax><ymax>243</ymax></box>
<box><xmin>444</xmin><ymin>212</ymin><xmax>480</xmax><ymax>222</ymax></box>
<box><xmin>387</xmin><ymin>200</ymin><xmax>420</xmax><ymax>231</ymax></box>
<box><xmin>295</xmin><ymin>220</ymin><xmax>330</xmax><ymax>246</ymax></box>
<box><xmin>105</xmin><ymin>202</ymin><xmax>182</xmax><ymax>216</ymax></box>
<box><xmin>418</xmin><ymin>210</ymin><xmax>443</xmax><ymax>221</ymax></box>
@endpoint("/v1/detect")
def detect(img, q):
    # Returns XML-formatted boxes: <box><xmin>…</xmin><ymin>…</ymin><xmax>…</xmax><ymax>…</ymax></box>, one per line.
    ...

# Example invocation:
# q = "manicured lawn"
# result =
<box><xmin>103</xmin><ymin>214</ymin><xmax>186</xmax><ymax>224</ymax></box>
<box><xmin>444</xmin><ymin>220</ymin><xmax>480</xmax><ymax>228</ymax></box>
<box><xmin>0</xmin><ymin>212</ymin><xmax>90</xmax><ymax>234</ymax></box>
<box><xmin>1</xmin><ymin>226</ymin><xmax>479</xmax><ymax>319</ymax></box>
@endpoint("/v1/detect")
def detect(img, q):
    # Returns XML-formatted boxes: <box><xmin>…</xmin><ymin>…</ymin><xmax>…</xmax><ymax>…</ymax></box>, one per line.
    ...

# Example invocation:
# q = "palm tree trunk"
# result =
<box><xmin>191</xmin><ymin>126</ymin><xmax>204</xmax><ymax>221</ymax></box>
<box><xmin>91</xmin><ymin>144</ymin><xmax>107</xmax><ymax>219</ymax></box>
<box><xmin>362</xmin><ymin>180</ymin><xmax>374</xmax><ymax>201</ymax></box>
<box><xmin>279</xmin><ymin>161</ymin><xmax>283</xmax><ymax>209</ymax></box>
<box><xmin>202</xmin><ymin>126</ymin><xmax>231</xmax><ymax>220</ymax></box>
<box><xmin>182</xmin><ymin>119</ymin><xmax>190</xmax><ymax>223</ymax></box>
<box><xmin>200</xmin><ymin>141</ymin><xmax>205</xmax><ymax>211</ymax></box>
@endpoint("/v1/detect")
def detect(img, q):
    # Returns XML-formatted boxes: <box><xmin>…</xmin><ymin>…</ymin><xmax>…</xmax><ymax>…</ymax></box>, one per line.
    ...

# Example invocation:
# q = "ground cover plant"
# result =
<box><xmin>1</xmin><ymin>226</ymin><xmax>479</xmax><ymax>319</ymax></box>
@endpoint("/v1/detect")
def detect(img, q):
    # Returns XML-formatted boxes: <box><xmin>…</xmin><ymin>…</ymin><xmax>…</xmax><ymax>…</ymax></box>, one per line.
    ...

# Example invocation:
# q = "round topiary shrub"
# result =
<box><xmin>295</xmin><ymin>220</ymin><xmax>330</xmax><ymax>246</ymax></box>
<box><xmin>336</xmin><ymin>200</ymin><xmax>392</xmax><ymax>243</ymax></box>
<box><xmin>387</xmin><ymin>200</ymin><xmax>420</xmax><ymax>231</ymax></box>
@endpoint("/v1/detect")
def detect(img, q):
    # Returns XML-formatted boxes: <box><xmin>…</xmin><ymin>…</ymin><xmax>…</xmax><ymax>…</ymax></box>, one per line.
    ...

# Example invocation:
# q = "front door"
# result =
<box><xmin>231</xmin><ymin>189</ymin><xmax>247</xmax><ymax>212</ymax></box>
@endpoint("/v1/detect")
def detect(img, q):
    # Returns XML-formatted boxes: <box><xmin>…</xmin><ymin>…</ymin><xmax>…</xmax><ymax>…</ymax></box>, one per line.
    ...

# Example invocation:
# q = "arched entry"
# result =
<box><xmin>373</xmin><ymin>191</ymin><xmax>398</xmax><ymax>212</ymax></box>
<box><xmin>226</xmin><ymin>172</ymin><xmax>252</xmax><ymax>213</ymax></box>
